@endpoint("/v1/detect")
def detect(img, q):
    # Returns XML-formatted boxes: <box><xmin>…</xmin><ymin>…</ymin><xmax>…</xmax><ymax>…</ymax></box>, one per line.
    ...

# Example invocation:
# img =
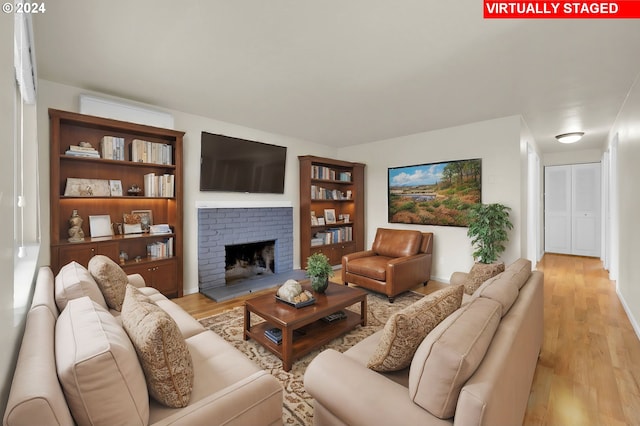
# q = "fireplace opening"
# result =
<box><xmin>225</xmin><ymin>240</ymin><xmax>275</xmax><ymax>285</ymax></box>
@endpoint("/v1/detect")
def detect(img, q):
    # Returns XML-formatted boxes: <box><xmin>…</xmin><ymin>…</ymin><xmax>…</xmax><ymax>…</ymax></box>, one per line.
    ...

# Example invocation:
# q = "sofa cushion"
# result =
<box><xmin>121</xmin><ymin>285</ymin><xmax>194</xmax><ymax>408</ymax></box>
<box><xmin>504</xmin><ymin>258</ymin><xmax>532</xmax><ymax>289</ymax></box>
<box><xmin>463</xmin><ymin>262</ymin><xmax>505</xmax><ymax>295</ymax></box>
<box><xmin>55</xmin><ymin>261</ymin><xmax>108</xmax><ymax>311</ymax></box>
<box><xmin>367</xmin><ymin>285</ymin><xmax>463</xmax><ymax>372</ymax></box>
<box><xmin>88</xmin><ymin>255</ymin><xmax>128</xmax><ymax>311</ymax></box>
<box><xmin>371</xmin><ymin>228</ymin><xmax>422</xmax><ymax>258</ymax></box>
<box><xmin>55</xmin><ymin>296</ymin><xmax>149</xmax><ymax>426</ymax></box>
<box><xmin>409</xmin><ymin>297</ymin><xmax>501</xmax><ymax>419</ymax></box>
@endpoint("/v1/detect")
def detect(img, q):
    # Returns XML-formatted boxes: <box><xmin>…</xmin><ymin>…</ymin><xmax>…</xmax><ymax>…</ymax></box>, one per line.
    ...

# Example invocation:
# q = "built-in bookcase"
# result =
<box><xmin>299</xmin><ymin>155</ymin><xmax>365</xmax><ymax>268</ymax></box>
<box><xmin>49</xmin><ymin>109</ymin><xmax>184</xmax><ymax>297</ymax></box>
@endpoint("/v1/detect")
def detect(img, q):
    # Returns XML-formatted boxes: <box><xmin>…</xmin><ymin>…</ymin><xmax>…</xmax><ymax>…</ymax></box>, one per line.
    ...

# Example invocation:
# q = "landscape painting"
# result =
<box><xmin>388</xmin><ymin>158</ymin><xmax>481</xmax><ymax>227</ymax></box>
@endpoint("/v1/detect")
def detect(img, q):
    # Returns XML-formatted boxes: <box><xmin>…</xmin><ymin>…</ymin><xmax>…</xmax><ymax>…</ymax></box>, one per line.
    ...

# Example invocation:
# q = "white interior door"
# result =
<box><xmin>545</xmin><ymin>166</ymin><xmax>572</xmax><ymax>254</ymax></box>
<box><xmin>544</xmin><ymin>163</ymin><xmax>601</xmax><ymax>257</ymax></box>
<box><xmin>572</xmin><ymin>163</ymin><xmax>601</xmax><ymax>257</ymax></box>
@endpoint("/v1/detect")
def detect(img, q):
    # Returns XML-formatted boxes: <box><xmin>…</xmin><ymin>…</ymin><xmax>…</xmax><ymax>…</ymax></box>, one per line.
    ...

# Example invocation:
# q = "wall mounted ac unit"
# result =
<box><xmin>14</xmin><ymin>10</ymin><xmax>37</xmax><ymax>104</ymax></box>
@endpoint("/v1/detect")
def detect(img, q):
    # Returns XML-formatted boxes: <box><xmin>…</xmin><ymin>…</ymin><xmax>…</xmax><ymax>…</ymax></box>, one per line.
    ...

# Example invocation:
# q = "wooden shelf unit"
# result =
<box><xmin>49</xmin><ymin>109</ymin><xmax>184</xmax><ymax>297</ymax></box>
<box><xmin>299</xmin><ymin>155</ymin><xmax>365</xmax><ymax>268</ymax></box>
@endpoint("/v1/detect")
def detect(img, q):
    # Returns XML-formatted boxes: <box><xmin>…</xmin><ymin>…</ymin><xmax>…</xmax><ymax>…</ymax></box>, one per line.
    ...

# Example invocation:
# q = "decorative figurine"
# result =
<box><xmin>68</xmin><ymin>209</ymin><xmax>85</xmax><ymax>242</ymax></box>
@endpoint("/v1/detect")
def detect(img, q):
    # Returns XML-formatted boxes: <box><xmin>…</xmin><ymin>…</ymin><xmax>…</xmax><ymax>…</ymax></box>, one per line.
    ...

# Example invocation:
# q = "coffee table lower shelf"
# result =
<box><xmin>246</xmin><ymin>310</ymin><xmax>363</xmax><ymax>367</ymax></box>
<box><xmin>243</xmin><ymin>282</ymin><xmax>367</xmax><ymax>371</ymax></box>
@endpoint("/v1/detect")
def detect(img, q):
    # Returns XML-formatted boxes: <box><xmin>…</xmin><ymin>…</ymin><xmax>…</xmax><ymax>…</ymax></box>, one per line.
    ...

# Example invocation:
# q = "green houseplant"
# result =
<box><xmin>466</xmin><ymin>203</ymin><xmax>513</xmax><ymax>264</ymax></box>
<box><xmin>306</xmin><ymin>252</ymin><xmax>334</xmax><ymax>293</ymax></box>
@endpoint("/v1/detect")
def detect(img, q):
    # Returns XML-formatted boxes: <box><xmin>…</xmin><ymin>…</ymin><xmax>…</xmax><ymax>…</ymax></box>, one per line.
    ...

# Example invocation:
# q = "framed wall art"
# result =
<box><xmin>388</xmin><ymin>158</ymin><xmax>481</xmax><ymax>227</ymax></box>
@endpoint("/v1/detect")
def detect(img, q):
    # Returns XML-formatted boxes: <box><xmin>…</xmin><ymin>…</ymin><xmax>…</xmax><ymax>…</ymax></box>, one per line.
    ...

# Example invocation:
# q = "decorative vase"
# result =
<box><xmin>311</xmin><ymin>275</ymin><xmax>329</xmax><ymax>293</ymax></box>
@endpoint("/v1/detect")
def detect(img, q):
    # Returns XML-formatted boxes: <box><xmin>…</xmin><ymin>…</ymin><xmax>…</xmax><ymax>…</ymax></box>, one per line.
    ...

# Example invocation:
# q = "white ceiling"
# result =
<box><xmin>33</xmin><ymin>1</ymin><xmax>640</xmax><ymax>153</ymax></box>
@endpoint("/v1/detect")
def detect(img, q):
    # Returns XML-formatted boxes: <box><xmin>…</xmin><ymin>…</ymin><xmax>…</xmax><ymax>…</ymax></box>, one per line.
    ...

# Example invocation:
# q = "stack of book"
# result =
<box><xmin>143</xmin><ymin>173</ymin><xmax>175</xmax><ymax>197</ymax></box>
<box><xmin>131</xmin><ymin>139</ymin><xmax>173</xmax><ymax>165</ymax></box>
<box><xmin>264</xmin><ymin>328</ymin><xmax>282</xmax><ymax>345</ymax></box>
<box><xmin>100</xmin><ymin>136</ymin><xmax>125</xmax><ymax>160</ymax></box>
<box><xmin>146</xmin><ymin>237</ymin><xmax>174</xmax><ymax>259</ymax></box>
<box><xmin>65</xmin><ymin>144</ymin><xmax>100</xmax><ymax>158</ymax></box>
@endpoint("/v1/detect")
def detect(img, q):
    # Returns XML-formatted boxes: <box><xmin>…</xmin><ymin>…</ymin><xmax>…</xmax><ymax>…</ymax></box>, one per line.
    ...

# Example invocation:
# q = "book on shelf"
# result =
<box><xmin>100</xmin><ymin>136</ymin><xmax>125</xmax><ymax>160</ymax></box>
<box><xmin>150</xmin><ymin>224</ymin><xmax>171</xmax><ymax>234</ymax></box>
<box><xmin>310</xmin><ymin>185</ymin><xmax>350</xmax><ymax>200</ymax></box>
<box><xmin>65</xmin><ymin>149</ymin><xmax>100</xmax><ymax>158</ymax></box>
<box><xmin>264</xmin><ymin>328</ymin><xmax>282</xmax><ymax>345</ymax></box>
<box><xmin>131</xmin><ymin>139</ymin><xmax>173</xmax><ymax>165</ymax></box>
<box><xmin>314</xmin><ymin>227</ymin><xmax>353</xmax><ymax>245</ymax></box>
<box><xmin>143</xmin><ymin>173</ymin><xmax>175</xmax><ymax>197</ymax></box>
<box><xmin>146</xmin><ymin>237</ymin><xmax>174</xmax><ymax>259</ymax></box>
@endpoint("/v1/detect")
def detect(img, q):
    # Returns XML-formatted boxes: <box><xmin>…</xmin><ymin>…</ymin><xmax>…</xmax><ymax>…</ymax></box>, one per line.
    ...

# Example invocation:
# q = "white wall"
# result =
<box><xmin>607</xmin><ymin>75</ymin><xmax>640</xmax><ymax>337</ymax></box>
<box><xmin>543</xmin><ymin>148</ymin><xmax>603</xmax><ymax>166</ymax></box>
<box><xmin>338</xmin><ymin>115</ymin><xmax>525</xmax><ymax>282</ymax></box>
<box><xmin>36</xmin><ymin>80</ymin><xmax>337</xmax><ymax>295</ymax></box>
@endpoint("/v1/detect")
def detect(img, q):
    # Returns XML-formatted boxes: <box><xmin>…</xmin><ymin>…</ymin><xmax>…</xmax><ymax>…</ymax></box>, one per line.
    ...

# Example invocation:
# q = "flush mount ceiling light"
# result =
<box><xmin>555</xmin><ymin>132</ymin><xmax>584</xmax><ymax>144</ymax></box>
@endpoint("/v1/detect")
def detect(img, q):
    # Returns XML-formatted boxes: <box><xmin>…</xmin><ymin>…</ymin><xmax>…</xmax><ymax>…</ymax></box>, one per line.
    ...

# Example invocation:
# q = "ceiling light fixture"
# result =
<box><xmin>555</xmin><ymin>132</ymin><xmax>584</xmax><ymax>144</ymax></box>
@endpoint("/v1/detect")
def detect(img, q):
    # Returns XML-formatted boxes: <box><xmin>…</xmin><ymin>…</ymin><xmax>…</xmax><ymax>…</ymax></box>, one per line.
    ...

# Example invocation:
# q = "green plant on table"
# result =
<box><xmin>306</xmin><ymin>252</ymin><xmax>334</xmax><ymax>293</ymax></box>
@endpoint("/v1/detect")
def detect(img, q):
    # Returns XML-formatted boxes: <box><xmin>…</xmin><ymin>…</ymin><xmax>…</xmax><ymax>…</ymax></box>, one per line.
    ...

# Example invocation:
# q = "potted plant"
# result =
<box><xmin>306</xmin><ymin>252</ymin><xmax>334</xmax><ymax>293</ymax></box>
<box><xmin>463</xmin><ymin>203</ymin><xmax>513</xmax><ymax>293</ymax></box>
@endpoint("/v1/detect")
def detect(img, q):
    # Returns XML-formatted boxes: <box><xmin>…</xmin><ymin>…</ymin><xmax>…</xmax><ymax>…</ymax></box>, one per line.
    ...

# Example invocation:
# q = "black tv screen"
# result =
<box><xmin>200</xmin><ymin>132</ymin><xmax>287</xmax><ymax>193</ymax></box>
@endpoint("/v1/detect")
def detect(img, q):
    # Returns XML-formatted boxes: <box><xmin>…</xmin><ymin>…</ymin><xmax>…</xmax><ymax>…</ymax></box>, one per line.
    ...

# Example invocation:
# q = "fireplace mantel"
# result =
<box><xmin>196</xmin><ymin>200</ymin><xmax>292</xmax><ymax>209</ymax></box>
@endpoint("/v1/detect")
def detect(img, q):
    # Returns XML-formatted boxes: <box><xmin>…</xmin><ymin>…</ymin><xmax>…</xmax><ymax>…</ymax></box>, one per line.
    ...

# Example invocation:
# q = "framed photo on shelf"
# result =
<box><xmin>131</xmin><ymin>209</ymin><xmax>153</xmax><ymax>232</ymax></box>
<box><xmin>109</xmin><ymin>180</ymin><xmax>123</xmax><ymax>196</ymax></box>
<box><xmin>324</xmin><ymin>209</ymin><xmax>336</xmax><ymax>224</ymax></box>
<box><xmin>64</xmin><ymin>178</ymin><xmax>111</xmax><ymax>197</ymax></box>
<box><xmin>89</xmin><ymin>215</ymin><xmax>113</xmax><ymax>238</ymax></box>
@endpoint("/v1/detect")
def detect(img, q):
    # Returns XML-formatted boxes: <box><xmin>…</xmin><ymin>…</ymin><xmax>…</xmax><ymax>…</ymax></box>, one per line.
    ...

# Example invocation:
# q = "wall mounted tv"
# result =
<box><xmin>200</xmin><ymin>131</ymin><xmax>287</xmax><ymax>194</ymax></box>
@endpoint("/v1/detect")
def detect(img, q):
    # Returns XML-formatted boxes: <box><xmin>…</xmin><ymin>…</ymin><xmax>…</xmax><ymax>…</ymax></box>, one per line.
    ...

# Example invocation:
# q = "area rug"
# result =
<box><xmin>199</xmin><ymin>290</ymin><xmax>423</xmax><ymax>425</ymax></box>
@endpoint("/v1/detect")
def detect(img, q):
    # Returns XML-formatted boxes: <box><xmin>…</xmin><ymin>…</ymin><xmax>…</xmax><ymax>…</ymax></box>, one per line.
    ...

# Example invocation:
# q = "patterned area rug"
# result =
<box><xmin>199</xmin><ymin>290</ymin><xmax>423</xmax><ymax>425</ymax></box>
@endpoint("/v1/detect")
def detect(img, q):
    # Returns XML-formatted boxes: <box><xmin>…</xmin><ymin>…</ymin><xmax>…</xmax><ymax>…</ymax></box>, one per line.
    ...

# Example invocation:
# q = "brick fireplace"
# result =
<box><xmin>197</xmin><ymin>202</ymin><xmax>301</xmax><ymax>301</ymax></box>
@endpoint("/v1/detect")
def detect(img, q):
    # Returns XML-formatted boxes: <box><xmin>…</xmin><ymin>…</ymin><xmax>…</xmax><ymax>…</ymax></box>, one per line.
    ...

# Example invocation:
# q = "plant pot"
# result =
<box><xmin>310</xmin><ymin>275</ymin><xmax>329</xmax><ymax>293</ymax></box>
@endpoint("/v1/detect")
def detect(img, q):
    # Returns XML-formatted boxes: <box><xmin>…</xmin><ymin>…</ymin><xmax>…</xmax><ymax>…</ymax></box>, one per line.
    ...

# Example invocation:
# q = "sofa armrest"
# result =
<box><xmin>304</xmin><ymin>349</ymin><xmax>437</xmax><ymax>425</ymax></box>
<box><xmin>127</xmin><ymin>273</ymin><xmax>146</xmax><ymax>288</ymax></box>
<box><xmin>450</xmin><ymin>271</ymin><xmax>469</xmax><ymax>286</ymax></box>
<box><xmin>150</xmin><ymin>371</ymin><xmax>282</xmax><ymax>426</ymax></box>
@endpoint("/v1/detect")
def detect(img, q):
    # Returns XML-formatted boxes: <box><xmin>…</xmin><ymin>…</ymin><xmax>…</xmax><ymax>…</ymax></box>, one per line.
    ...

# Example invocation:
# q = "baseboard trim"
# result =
<box><xmin>616</xmin><ymin>286</ymin><xmax>640</xmax><ymax>341</ymax></box>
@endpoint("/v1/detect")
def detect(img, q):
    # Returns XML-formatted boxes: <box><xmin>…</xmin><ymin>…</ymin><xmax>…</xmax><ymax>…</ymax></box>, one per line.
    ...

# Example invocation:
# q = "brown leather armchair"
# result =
<box><xmin>342</xmin><ymin>228</ymin><xmax>433</xmax><ymax>302</ymax></box>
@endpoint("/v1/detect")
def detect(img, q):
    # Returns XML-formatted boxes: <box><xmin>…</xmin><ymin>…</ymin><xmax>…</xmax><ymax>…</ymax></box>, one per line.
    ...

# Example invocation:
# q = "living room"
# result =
<box><xmin>3</xmin><ymin>2</ymin><xmax>640</xmax><ymax>424</ymax></box>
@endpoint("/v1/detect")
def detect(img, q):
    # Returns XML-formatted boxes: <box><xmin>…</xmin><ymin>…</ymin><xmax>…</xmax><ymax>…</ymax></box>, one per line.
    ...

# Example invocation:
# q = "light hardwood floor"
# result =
<box><xmin>173</xmin><ymin>254</ymin><xmax>640</xmax><ymax>425</ymax></box>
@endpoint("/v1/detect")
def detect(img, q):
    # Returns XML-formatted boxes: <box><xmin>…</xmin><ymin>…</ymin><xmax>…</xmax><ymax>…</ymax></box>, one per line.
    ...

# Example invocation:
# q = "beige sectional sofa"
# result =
<box><xmin>4</xmin><ymin>261</ymin><xmax>283</xmax><ymax>426</ymax></box>
<box><xmin>304</xmin><ymin>258</ymin><xmax>542</xmax><ymax>426</ymax></box>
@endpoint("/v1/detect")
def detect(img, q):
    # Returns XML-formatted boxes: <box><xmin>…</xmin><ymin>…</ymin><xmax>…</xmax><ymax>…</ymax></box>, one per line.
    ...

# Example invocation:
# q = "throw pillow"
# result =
<box><xmin>55</xmin><ymin>261</ymin><xmax>108</xmax><ymax>311</ymax></box>
<box><xmin>367</xmin><ymin>285</ymin><xmax>463</xmax><ymax>372</ymax></box>
<box><xmin>121</xmin><ymin>285</ymin><xmax>194</xmax><ymax>408</ymax></box>
<box><xmin>55</xmin><ymin>297</ymin><xmax>149</xmax><ymax>426</ymax></box>
<box><xmin>88</xmin><ymin>255</ymin><xmax>128</xmax><ymax>311</ymax></box>
<box><xmin>463</xmin><ymin>262</ymin><xmax>505</xmax><ymax>295</ymax></box>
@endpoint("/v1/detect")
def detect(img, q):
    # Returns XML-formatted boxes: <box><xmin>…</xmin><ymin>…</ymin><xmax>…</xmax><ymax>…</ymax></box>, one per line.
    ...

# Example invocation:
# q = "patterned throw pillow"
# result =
<box><xmin>463</xmin><ymin>262</ymin><xmax>505</xmax><ymax>295</ymax></box>
<box><xmin>121</xmin><ymin>285</ymin><xmax>194</xmax><ymax>408</ymax></box>
<box><xmin>88</xmin><ymin>255</ymin><xmax>128</xmax><ymax>311</ymax></box>
<box><xmin>367</xmin><ymin>285</ymin><xmax>464</xmax><ymax>372</ymax></box>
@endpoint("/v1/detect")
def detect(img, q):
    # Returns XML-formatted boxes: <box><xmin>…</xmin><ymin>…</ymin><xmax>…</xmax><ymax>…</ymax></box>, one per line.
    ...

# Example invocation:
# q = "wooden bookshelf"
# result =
<box><xmin>49</xmin><ymin>109</ymin><xmax>184</xmax><ymax>297</ymax></box>
<box><xmin>299</xmin><ymin>155</ymin><xmax>365</xmax><ymax>268</ymax></box>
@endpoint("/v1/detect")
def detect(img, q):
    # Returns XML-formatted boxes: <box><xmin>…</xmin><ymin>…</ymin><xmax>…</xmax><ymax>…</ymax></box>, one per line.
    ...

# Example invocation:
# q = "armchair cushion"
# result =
<box><xmin>367</xmin><ymin>285</ymin><xmax>463</xmax><ymax>372</ymax></box>
<box><xmin>371</xmin><ymin>228</ymin><xmax>422</xmax><ymax>258</ymax></box>
<box><xmin>346</xmin><ymin>256</ymin><xmax>392</xmax><ymax>281</ymax></box>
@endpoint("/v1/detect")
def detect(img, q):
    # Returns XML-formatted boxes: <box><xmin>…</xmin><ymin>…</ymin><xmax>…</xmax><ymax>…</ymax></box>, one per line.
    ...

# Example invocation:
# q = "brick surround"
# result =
<box><xmin>198</xmin><ymin>206</ymin><xmax>294</xmax><ymax>291</ymax></box>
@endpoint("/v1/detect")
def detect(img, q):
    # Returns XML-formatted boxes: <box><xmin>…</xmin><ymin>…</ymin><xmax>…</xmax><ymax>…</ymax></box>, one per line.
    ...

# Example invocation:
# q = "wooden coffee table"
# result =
<box><xmin>243</xmin><ymin>281</ymin><xmax>367</xmax><ymax>371</ymax></box>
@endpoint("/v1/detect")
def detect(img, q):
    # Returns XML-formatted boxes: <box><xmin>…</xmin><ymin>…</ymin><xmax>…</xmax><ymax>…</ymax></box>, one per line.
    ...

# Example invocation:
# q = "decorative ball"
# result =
<box><xmin>277</xmin><ymin>279</ymin><xmax>302</xmax><ymax>302</ymax></box>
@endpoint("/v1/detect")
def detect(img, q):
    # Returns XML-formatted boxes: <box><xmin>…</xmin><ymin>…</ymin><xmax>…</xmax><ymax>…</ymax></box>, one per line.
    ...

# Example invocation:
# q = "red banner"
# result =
<box><xmin>484</xmin><ymin>1</ymin><xmax>640</xmax><ymax>18</ymax></box>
